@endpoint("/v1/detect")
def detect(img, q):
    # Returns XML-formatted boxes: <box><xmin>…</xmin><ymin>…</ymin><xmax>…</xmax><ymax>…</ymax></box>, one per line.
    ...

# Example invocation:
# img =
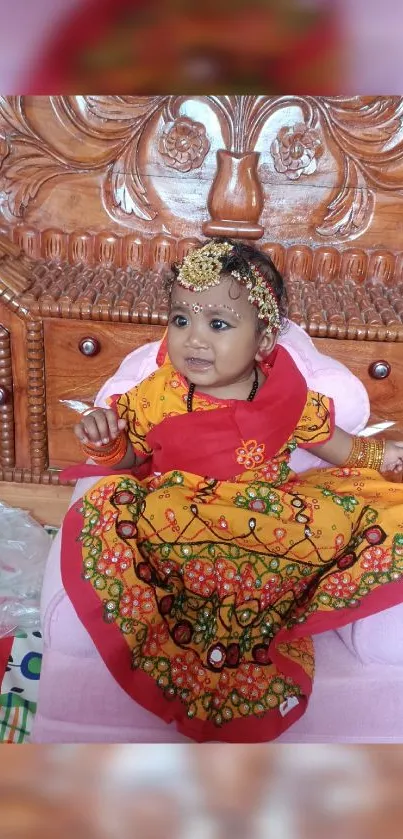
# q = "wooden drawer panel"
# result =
<box><xmin>44</xmin><ymin>320</ymin><xmax>164</xmax><ymax>468</ymax></box>
<box><xmin>314</xmin><ymin>338</ymin><xmax>403</xmax><ymax>437</ymax></box>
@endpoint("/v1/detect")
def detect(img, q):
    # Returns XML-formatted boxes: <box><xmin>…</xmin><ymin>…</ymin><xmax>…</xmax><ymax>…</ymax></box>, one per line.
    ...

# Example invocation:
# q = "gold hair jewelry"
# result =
<box><xmin>343</xmin><ymin>436</ymin><xmax>385</xmax><ymax>471</ymax></box>
<box><xmin>177</xmin><ymin>242</ymin><xmax>233</xmax><ymax>290</ymax></box>
<box><xmin>175</xmin><ymin>241</ymin><xmax>281</xmax><ymax>332</ymax></box>
<box><xmin>232</xmin><ymin>265</ymin><xmax>281</xmax><ymax>331</ymax></box>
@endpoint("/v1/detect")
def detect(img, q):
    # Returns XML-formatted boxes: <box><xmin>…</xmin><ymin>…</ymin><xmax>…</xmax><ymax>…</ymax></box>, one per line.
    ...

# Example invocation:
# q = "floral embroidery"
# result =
<box><xmin>119</xmin><ymin>585</ymin><xmax>154</xmax><ymax>621</ymax></box>
<box><xmin>235</xmin><ymin>664</ymin><xmax>267</xmax><ymax>702</ymax></box>
<box><xmin>169</xmin><ymin>372</ymin><xmax>183</xmax><ymax>390</ymax></box>
<box><xmin>91</xmin><ymin>510</ymin><xmax>118</xmax><ymax>536</ymax></box>
<box><xmin>183</xmin><ymin>559</ymin><xmax>216</xmax><ymax>598</ymax></box>
<box><xmin>96</xmin><ymin>545</ymin><xmax>133</xmax><ymax>577</ymax></box>
<box><xmin>215</xmin><ymin>558</ymin><xmax>238</xmax><ymax>598</ymax></box>
<box><xmin>260</xmin><ymin>574</ymin><xmax>299</xmax><ymax>610</ymax></box>
<box><xmin>234</xmin><ymin>484</ymin><xmax>284</xmax><ymax>518</ymax></box>
<box><xmin>142</xmin><ymin>623</ymin><xmax>170</xmax><ymax>657</ymax></box>
<box><xmin>236</xmin><ymin>564</ymin><xmax>257</xmax><ymax>605</ymax></box>
<box><xmin>89</xmin><ymin>483</ymin><xmax>118</xmax><ymax>508</ymax></box>
<box><xmin>323</xmin><ymin>572</ymin><xmax>358</xmax><ymax>601</ymax></box>
<box><xmin>360</xmin><ymin>546</ymin><xmax>392</xmax><ymax>574</ymax></box>
<box><xmin>171</xmin><ymin>651</ymin><xmax>208</xmax><ymax>696</ymax></box>
<box><xmin>258</xmin><ymin>456</ymin><xmax>290</xmax><ymax>485</ymax></box>
<box><xmin>235</xmin><ymin>440</ymin><xmax>266</xmax><ymax>469</ymax></box>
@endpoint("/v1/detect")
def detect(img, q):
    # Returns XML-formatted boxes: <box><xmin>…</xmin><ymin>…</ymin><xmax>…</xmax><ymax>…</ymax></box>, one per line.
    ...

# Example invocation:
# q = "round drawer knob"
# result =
<box><xmin>369</xmin><ymin>360</ymin><xmax>391</xmax><ymax>380</ymax></box>
<box><xmin>0</xmin><ymin>385</ymin><xmax>10</xmax><ymax>406</ymax></box>
<box><xmin>78</xmin><ymin>336</ymin><xmax>100</xmax><ymax>357</ymax></box>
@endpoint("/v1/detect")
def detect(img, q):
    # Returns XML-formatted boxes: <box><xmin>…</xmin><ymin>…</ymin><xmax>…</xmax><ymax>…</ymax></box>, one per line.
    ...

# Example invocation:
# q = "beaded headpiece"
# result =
<box><xmin>175</xmin><ymin>241</ymin><xmax>281</xmax><ymax>332</ymax></box>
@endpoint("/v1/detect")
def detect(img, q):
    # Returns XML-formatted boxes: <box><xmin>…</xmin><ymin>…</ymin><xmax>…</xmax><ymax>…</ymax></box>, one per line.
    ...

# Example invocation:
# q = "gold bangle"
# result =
<box><xmin>344</xmin><ymin>436</ymin><xmax>385</xmax><ymax>471</ymax></box>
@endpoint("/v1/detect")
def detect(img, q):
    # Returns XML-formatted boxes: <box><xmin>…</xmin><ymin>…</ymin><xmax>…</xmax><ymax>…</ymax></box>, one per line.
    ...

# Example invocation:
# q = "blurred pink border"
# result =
<box><xmin>0</xmin><ymin>0</ymin><xmax>401</xmax><ymax>93</ymax></box>
<box><xmin>0</xmin><ymin>0</ymin><xmax>84</xmax><ymax>91</ymax></box>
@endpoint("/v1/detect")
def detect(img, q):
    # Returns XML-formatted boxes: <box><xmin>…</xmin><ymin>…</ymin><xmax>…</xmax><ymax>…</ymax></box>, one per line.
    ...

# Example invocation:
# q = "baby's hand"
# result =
<box><xmin>381</xmin><ymin>441</ymin><xmax>403</xmax><ymax>474</ymax></box>
<box><xmin>74</xmin><ymin>408</ymin><xmax>127</xmax><ymax>447</ymax></box>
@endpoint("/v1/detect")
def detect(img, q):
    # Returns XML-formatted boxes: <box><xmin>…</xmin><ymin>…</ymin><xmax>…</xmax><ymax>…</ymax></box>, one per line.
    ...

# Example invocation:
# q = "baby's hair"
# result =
<box><xmin>165</xmin><ymin>237</ymin><xmax>288</xmax><ymax>330</ymax></box>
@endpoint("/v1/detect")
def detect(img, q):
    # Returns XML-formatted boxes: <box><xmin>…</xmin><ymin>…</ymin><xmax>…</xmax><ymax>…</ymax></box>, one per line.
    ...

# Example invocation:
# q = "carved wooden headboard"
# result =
<box><xmin>1</xmin><ymin>96</ymin><xmax>403</xmax><ymax>331</ymax></box>
<box><xmin>0</xmin><ymin>95</ymin><xmax>403</xmax><ymax>489</ymax></box>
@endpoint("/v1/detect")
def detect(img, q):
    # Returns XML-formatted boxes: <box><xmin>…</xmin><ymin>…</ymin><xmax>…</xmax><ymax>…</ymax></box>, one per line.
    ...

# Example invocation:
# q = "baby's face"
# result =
<box><xmin>167</xmin><ymin>275</ymin><xmax>274</xmax><ymax>391</ymax></box>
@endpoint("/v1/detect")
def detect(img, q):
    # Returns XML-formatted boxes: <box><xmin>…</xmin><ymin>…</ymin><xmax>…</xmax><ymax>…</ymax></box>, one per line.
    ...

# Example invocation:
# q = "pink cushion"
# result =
<box><xmin>336</xmin><ymin>606</ymin><xmax>403</xmax><ymax>665</ymax></box>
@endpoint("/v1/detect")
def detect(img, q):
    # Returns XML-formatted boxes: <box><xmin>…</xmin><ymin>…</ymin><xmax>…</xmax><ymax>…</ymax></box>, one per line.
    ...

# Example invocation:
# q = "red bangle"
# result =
<box><xmin>81</xmin><ymin>432</ymin><xmax>127</xmax><ymax>465</ymax></box>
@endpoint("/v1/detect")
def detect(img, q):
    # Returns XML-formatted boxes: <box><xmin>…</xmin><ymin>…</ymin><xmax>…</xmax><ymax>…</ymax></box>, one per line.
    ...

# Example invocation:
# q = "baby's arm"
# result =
<box><xmin>74</xmin><ymin>408</ymin><xmax>149</xmax><ymax>469</ymax></box>
<box><xmin>306</xmin><ymin>426</ymin><xmax>403</xmax><ymax>474</ymax></box>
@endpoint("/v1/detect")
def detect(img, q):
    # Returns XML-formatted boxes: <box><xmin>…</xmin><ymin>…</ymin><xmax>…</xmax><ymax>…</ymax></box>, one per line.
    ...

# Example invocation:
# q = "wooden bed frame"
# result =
<box><xmin>0</xmin><ymin>95</ymin><xmax>403</xmax><ymax>522</ymax></box>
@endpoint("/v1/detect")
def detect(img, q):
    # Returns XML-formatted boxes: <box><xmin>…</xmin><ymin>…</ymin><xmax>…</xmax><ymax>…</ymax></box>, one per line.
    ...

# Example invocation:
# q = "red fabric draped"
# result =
<box><xmin>148</xmin><ymin>345</ymin><xmax>307</xmax><ymax>480</ymax></box>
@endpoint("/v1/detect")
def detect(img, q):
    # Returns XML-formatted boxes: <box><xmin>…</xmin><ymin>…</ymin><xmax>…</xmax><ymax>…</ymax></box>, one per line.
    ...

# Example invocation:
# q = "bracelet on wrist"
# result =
<box><xmin>343</xmin><ymin>436</ymin><xmax>385</xmax><ymax>471</ymax></box>
<box><xmin>81</xmin><ymin>432</ymin><xmax>127</xmax><ymax>465</ymax></box>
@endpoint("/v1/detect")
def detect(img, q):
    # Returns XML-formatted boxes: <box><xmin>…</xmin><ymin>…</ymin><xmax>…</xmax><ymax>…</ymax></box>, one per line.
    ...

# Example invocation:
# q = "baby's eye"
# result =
<box><xmin>170</xmin><ymin>314</ymin><xmax>189</xmax><ymax>327</ymax></box>
<box><xmin>210</xmin><ymin>318</ymin><xmax>231</xmax><ymax>331</ymax></box>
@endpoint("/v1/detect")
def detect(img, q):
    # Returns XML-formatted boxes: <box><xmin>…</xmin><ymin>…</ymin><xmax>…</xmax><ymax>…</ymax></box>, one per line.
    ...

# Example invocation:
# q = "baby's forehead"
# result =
<box><xmin>171</xmin><ymin>275</ymin><xmax>251</xmax><ymax>311</ymax></box>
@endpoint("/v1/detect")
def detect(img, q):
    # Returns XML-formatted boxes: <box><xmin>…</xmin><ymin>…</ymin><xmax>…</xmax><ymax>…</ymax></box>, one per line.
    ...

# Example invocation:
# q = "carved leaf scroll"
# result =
<box><xmin>0</xmin><ymin>138</ymin><xmax>67</xmax><ymax>216</ymax></box>
<box><xmin>80</xmin><ymin>96</ymin><xmax>166</xmax><ymax>219</ymax></box>
<box><xmin>0</xmin><ymin>95</ymin><xmax>172</xmax><ymax>223</ymax></box>
<box><xmin>315</xmin><ymin>96</ymin><xmax>403</xmax><ymax>237</ymax></box>
<box><xmin>110</xmin><ymin>141</ymin><xmax>154</xmax><ymax>220</ymax></box>
<box><xmin>316</xmin><ymin>157</ymin><xmax>375</xmax><ymax>237</ymax></box>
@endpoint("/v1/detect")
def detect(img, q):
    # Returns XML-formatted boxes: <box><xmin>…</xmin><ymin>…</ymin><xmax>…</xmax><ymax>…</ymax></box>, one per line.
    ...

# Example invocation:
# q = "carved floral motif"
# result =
<box><xmin>158</xmin><ymin>117</ymin><xmax>209</xmax><ymax>172</ymax></box>
<box><xmin>271</xmin><ymin>123</ymin><xmax>323</xmax><ymax>180</ymax></box>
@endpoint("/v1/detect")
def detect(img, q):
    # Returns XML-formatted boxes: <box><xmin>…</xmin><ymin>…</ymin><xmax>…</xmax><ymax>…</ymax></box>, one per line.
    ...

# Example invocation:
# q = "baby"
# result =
<box><xmin>61</xmin><ymin>238</ymin><xmax>403</xmax><ymax>742</ymax></box>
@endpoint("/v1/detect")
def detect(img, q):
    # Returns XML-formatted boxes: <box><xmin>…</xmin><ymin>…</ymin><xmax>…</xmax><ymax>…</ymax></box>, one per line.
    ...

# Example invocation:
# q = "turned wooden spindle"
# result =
<box><xmin>26</xmin><ymin>319</ymin><xmax>48</xmax><ymax>474</ymax></box>
<box><xmin>0</xmin><ymin>326</ymin><xmax>15</xmax><ymax>469</ymax></box>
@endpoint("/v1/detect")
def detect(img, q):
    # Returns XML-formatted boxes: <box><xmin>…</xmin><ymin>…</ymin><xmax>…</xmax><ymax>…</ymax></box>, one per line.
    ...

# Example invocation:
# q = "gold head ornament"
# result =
<box><xmin>175</xmin><ymin>241</ymin><xmax>281</xmax><ymax>332</ymax></box>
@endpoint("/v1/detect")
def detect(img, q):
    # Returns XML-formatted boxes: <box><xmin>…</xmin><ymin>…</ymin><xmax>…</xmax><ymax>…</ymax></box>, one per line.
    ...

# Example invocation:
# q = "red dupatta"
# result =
<box><xmin>148</xmin><ymin>345</ymin><xmax>307</xmax><ymax>481</ymax></box>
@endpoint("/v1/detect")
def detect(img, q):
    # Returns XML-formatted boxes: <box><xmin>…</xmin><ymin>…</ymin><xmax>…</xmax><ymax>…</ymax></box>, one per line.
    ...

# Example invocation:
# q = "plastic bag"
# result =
<box><xmin>0</xmin><ymin>502</ymin><xmax>52</xmax><ymax>638</ymax></box>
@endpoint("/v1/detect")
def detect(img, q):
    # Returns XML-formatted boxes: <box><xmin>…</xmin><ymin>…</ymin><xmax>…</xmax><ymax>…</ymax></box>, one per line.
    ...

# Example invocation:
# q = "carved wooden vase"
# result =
<box><xmin>203</xmin><ymin>150</ymin><xmax>264</xmax><ymax>239</ymax></box>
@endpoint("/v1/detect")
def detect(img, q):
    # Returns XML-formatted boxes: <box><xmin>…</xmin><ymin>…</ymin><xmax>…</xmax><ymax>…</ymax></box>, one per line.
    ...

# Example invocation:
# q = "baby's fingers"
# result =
<box><xmin>74</xmin><ymin>409</ymin><xmax>125</xmax><ymax>446</ymax></box>
<box><xmin>74</xmin><ymin>421</ymin><xmax>91</xmax><ymax>443</ymax></box>
<box><xmin>82</xmin><ymin>412</ymin><xmax>110</xmax><ymax>445</ymax></box>
<box><xmin>105</xmin><ymin>411</ymin><xmax>126</xmax><ymax>441</ymax></box>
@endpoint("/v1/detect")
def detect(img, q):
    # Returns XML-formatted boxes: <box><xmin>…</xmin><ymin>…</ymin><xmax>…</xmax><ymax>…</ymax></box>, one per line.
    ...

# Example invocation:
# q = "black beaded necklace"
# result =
<box><xmin>186</xmin><ymin>366</ymin><xmax>259</xmax><ymax>412</ymax></box>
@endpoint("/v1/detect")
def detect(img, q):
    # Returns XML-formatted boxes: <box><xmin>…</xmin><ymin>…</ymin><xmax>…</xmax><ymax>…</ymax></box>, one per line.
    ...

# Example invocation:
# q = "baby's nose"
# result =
<box><xmin>186</xmin><ymin>321</ymin><xmax>209</xmax><ymax>347</ymax></box>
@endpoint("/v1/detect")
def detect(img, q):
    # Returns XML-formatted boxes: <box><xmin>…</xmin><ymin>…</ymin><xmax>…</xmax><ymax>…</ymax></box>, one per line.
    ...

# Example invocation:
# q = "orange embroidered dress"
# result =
<box><xmin>61</xmin><ymin>347</ymin><xmax>403</xmax><ymax>742</ymax></box>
